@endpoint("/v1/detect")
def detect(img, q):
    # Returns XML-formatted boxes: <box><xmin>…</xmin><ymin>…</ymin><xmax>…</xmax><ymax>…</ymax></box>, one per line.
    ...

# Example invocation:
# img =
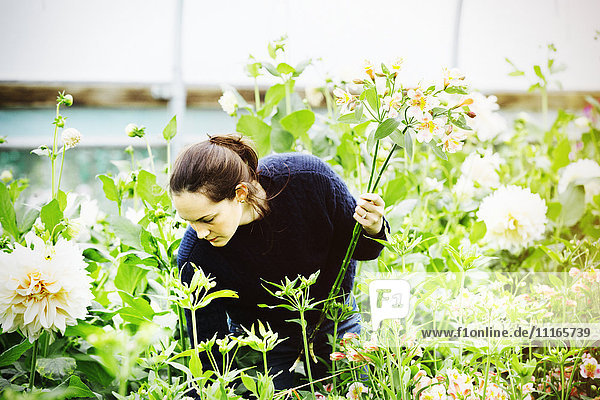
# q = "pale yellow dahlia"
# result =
<box><xmin>476</xmin><ymin>185</ymin><xmax>547</xmax><ymax>252</ymax></box>
<box><xmin>0</xmin><ymin>237</ymin><xmax>93</xmax><ymax>342</ymax></box>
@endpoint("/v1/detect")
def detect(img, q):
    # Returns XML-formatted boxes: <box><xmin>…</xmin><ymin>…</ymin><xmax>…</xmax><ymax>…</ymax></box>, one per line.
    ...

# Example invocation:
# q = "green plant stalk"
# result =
<box><xmin>324</xmin><ymin>87</ymin><xmax>333</xmax><ymax>120</ymax></box>
<box><xmin>254</xmin><ymin>77</ymin><xmax>261</xmax><ymax>110</ymax></box>
<box><xmin>51</xmin><ymin>103</ymin><xmax>60</xmax><ymax>199</ymax></box>
<box><xmin>541</xmin><ymin>84</ymin><xmax>548</xmax><ymax>127</ymax></box>
<box><xmin>299</xmin><ymin>306</ymin><xmax>316</xmax><ymax>398</ymax></box>
<box><xmin>28</xmin><ymin>339</ymin><xmax>38</xmax><ymax>390</ymax></box>
<box><xmin>284</xmin><ymin>79</ymin><xmax>292</xmax><ymax>116</ymax></box>
<box><xmin>308</xmin><ymin>141</ymin><xmax>399</xmax><ymax>345</ymax></box>
<box><xmin>167</xmin><ymin>139</ymin><xmax>171</xmax><ymax>178</ymax></box>
<box><xmin>57</xmin><ymin>147</ymin><xmax>66</xmax><ymax>195</ymax></box>
<box><xmin>331</xmin><ymin>318</ymin><xmax>339</xmax><ymax>394</ymax></box>
<box><xmin>145</xmin><ymin>136</ymin><xmax>156</xmax><ymax>174</ymax></box>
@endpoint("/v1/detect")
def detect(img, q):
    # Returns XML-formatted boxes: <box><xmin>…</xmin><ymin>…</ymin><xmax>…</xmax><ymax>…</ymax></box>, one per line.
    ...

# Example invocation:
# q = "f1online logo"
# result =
<box><xmin>369</xmin><ymin>279</ymin><xmax>410</xmax><ymax>331</ymax></box>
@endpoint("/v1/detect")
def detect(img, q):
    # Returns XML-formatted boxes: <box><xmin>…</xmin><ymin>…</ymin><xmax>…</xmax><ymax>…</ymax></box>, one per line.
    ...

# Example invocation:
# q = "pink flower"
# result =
<box><xmin>330</xmin><ymin>351</ymin><xmax>346</xmax><ymax>361</ymax></box>
<box><xmin>346</xmin><ymin>349</ymin><xmax>367</xmax><ymax>362</ymax></box>
<box><xmin>569</xmin><ymin>267</ymin><xmax>581</xmax><ymax>278</ymax></box>
<box><xmin>341</xmin><ymin>332</ymin><xmax>359</xmax><ymax>345</ymax></box>
<box><xmin>324</xmin><ymin>383</ymin><xmax>334</xmax><ymax>393</ymax></box>
<box><xmin>580</xmin><ymin>356</ymin><xmax>600</xmax><ymax>379</ymax></box>
<box><xmin>363</xmin><ymin>341</ymin><xmax>379</xmax><ymax>352</ymax></box>
<box><xmin>315</xmin><ymin>392</ymin><xmax>326</xmax><ymax>400</ymax></box>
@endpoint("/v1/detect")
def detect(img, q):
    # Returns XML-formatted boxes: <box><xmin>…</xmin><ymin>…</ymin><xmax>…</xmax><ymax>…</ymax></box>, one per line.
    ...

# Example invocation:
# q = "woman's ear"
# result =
<box><xmin>235</xmin><ymin>183</ymin><xmax>248</xmax><ymax>203</ymax></box>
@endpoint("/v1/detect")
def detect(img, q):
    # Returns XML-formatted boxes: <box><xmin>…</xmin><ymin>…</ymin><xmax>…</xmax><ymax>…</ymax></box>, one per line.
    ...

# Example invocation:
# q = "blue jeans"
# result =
<box><xmin>229</xmin><ymin>295</ymin><xmax>361</xmax><ymax>390</ymax></box>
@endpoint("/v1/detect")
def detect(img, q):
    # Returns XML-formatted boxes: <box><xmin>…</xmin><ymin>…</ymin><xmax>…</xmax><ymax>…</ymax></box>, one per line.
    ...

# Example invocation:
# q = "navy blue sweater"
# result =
<box><xmin>177</xmin><ymin>153</ymin><xmax>386</xmax><ymax>359</ymax></box>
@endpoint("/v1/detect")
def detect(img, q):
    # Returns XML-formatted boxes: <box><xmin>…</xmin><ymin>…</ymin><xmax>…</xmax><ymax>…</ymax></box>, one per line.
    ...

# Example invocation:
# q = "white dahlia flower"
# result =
<box><xmin>468</xmin><ymin>92</ymin><xmax>507</xmax><ymax>142</ymax></box>
<box><xmin>460</xmin><ymin>149</ymin><xmax>503</xmax><ymax>189</ymax></box>
<box><xmin>558</xmin><ymin>159</ymin><xmax>600</xmax><ymax>204</ymax></box>
<box><xmin>218</xmin><ymin>90</ymin><xmax>238</xmax><ymax>115</ymax></box>
<box><xmin>0</xmin><ymin>237</ymin><xmax>93</xmax><ymax>342</ymax></box>
<box><xmin>60</xmin><ymin>128</ymin><xmax>82</xmax><ymax>149</ymax></box>
<box><xmin>477</xmin><ymin>186</ymin><xmax>547</xmax><ymax>251</ymax></box>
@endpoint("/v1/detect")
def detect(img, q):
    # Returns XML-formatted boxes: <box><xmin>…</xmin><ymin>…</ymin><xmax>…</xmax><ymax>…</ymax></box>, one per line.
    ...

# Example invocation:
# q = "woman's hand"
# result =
<box><xmin>354</xmin><ymin>193</ymin><xmax>385</xmax><ymax>236</ymax></box>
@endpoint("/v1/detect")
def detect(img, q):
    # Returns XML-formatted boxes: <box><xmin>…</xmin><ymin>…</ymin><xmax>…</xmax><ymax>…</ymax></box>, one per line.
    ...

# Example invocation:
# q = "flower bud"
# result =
<box><xmin>375</xmin><ymin>72</ymin><xmax>386</xmax><ymax>77</ymax></box>
<box><xmin>353</xmin><ymin>79</ymin><xmax>365</xmax><ymax>85</ymax></box>
<box><xmin>0</xmin><ymin>170</ymin><xmax>13</xmax><ymax>183</ymax></box>
<box><xmin>124</xmin><ymin>145</ymin><xmax>134</xmax><ymax>156</ymax></box>
<box><xmin>329</xmin><ymin>352</ymin><xmax>346</xmax><ymax>361</ymax></box>
<box><xmin>63</xmin><ymin>94</ymin><xmax>73</xmax><ymax>107</ymax></box>
<box><xmin>125</xmin><ymin>123</ymin><xmax>146</xmax><ymax>138</ymax></box>
<box><xmin>54</xmin><ymin>115</ymin><xmax>66</xmax><ymax>128</ymax></box>
<box><xmin>466</xmin><ymin>111</ymin><xmax>477</xmax><ymax>118</ymax></box>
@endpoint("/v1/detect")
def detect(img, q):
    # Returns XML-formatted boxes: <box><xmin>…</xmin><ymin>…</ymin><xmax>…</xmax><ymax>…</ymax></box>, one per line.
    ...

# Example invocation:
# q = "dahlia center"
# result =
<box><xmin>20</xmin><ymin>271</ymin><xmax>56</xmax><ymax>300</ymax></box>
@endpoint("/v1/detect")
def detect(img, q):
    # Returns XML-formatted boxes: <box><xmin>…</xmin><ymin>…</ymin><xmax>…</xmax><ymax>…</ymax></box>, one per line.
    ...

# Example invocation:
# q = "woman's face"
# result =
<box><xmin>172</xmin><ymin>191</ymin><xmax>244</xmax><ymax>247</ymax></box>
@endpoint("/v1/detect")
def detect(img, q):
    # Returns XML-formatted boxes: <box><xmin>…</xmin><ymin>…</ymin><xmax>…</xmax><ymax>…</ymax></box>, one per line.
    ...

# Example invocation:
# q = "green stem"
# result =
<box><xmin>167</xmin><ymin>139</ymin><xmax>171</xmax><ymax>178</ymax></box>
<box><xmin>300</xmin><ymin>311</ymin><xmax>315</xmax><ymax>398</ymax></box>
<box><xmin>263</xmin><ymin>351</ymin><xmax>269</xmax><ymax>376</ymax></box>
<box><xmin>51</xmin><ymin>104</ymin><xmax>60</xmax><ymax>199</ymax></box>
<box><xmin>324</xmin><ymin>86</ymin><xmax>333</xmax><ymax>119</ymax></box>
<box><xmin>145</xmin><ymin>136</ymin><xmax>156</xmax><ymax>174</ymax></box>
<box><xmin>29</xmin><ymin>339</ymin><xmax>38</xmax><ymax>390</ymax></box>
<box><xmin>308</xmin><ymin>142</ymin><xmax>399</xmax><ymax>345</ymax></box>
<box><xmin>284</xmin><ymin>80</ymin><xmax>292</xmax><ymax>116</ymax></box>
<box><xmin>57</xmin><ymin>147</ymin><xmax>66</xmax><ymax>195</ymax></box>
<box><xmin>254</xmin><ymin>78</ymin><xmax>261</xmax><ymax>110</ymax></box>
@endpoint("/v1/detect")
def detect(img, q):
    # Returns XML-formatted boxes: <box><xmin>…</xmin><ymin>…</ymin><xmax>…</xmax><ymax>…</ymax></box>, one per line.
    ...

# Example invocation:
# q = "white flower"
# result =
<box><xmin>0</xmin><ymin>170</ymin><xmax>13</xmax><ymax>183</ymax></box>
<box><xmin>125</xmin><ymin>207</ymin><xmax>145</xmax><ymax>225</ymax></box>
<box><xmin>454</xmin><ymin>176</ymin><xmax>476</xmax><ymax>202</ymax></box>
<box><xmin>438</xmin><ymin>126</ymin><xmax>467</xmax><ymax>153</ymax></box>
<box><xmin>305</xmin><ymin>87</ymin><xmax>324</xmax><ymax>107</ymax></box>
<box><xmin>442</xmin><ymin>67</ymin><xmax>466</xmax><ymax>88</ymax></box>
<box><xmin>0</xmin><ymin>237</ymin><xmax>93</xmax><ymax>342</ymax></box>
<box><xmin>468</xmin><ymin>92</ymin><xmax>507</xmax><ymax>142</ymax></box>
<box><xmin>558</xmin><ymin>159</ymin><xmax>600</xmax><ymax>204</ymax></box>
<box><xmin>460</xmin><ymin>149</ymin><xmax>503</xmax><ymax>189</ymax></box>
<box><xmin>333</xmin><ymin>88</ymin><xmax>357</xmax><ymax>114</ymax></box>
<box><xmin>346</xmin><ymin>382</ymin><xmax>368</xmax><ymax>399</ymax></box>
<box><xmin>568</xmin><ymin>116</ymin><xmax>590</xmax><ymax>141</ymax></box>
<box><xmin>477</xmin><ymin>186</ymin><xmax>547</xmax><ymax>252</ymax></box>
<box><xmin>218</xmin><ymin>91</ymin><xmax>238</xmax><ymax>115</ymax></box>
<box><xmin>423</xmin><ymin>177</ymin><xmax>443</xmax><ymax>192</ymax></box>
<box><xmin>61</xmin><ymin>128</ymin><xmax>82</xmax><ymax>149</ymax></box>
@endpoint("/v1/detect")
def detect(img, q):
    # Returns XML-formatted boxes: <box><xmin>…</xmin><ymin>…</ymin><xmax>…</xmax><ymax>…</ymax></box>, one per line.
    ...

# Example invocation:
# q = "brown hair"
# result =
<box><xmin>169</xmin><ymin>134</ymin><xmax>269</xmax><ymax>218</ymax></box>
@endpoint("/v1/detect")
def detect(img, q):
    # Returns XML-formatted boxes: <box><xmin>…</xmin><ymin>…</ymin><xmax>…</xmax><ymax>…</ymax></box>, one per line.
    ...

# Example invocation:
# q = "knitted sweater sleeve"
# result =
<box><xmin>320</xmin><ymin>161</ymin><xmax>387</xmax><ymax>261</ymax></box>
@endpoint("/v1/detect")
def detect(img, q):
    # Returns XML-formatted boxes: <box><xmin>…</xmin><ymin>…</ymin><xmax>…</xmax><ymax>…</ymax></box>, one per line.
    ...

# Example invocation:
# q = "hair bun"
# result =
<box><xmin>208</xmin><ymin>134</ymin><xmax>259</xmax><ymax>179</ymax></box>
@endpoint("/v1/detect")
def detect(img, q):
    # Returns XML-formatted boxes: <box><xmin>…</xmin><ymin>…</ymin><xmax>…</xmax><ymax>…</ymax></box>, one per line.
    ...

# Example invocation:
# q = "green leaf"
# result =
<box><xmin>533</xmin><ymin>65</ymin><xmax>546</xmax><ymax>82</ymax></box>
<box><xmin>190</xmin><ymin>351</ymin><xmax>203</xmax><ymax>378</ymax></box>
<box><xmin>280</xmin><ymin>110</ymin><xmax>315</xmax><ymax>141</ymax></box>
<box><xmin>108</xmin><ymin>216</ymin><xmax>142</xmax><ymax>249</ymax></box>
<box><xmin>97</xmin><ymin>174</ymin><xmax>119</xmax><ymax>203</ymax></box>
<box><xmin>262</xmin><ymin>62</ymin><xmax>280</xmax><ymax>77</ymax></box>
<box><xmin>293</xmin><ymin>58</ymin><xmax>311</xmax><ymax>77</ymax></box>
<box><xmin>258</xmin><ymin>84</ymin><xmax>287</xmax><ymax>119</ymax></box>
<box><xmin>241</xmin><ymin>373</ymin><xmax>257</xmax><ymax>395</ymax></box>
<box><xmin>547</xmin><ymin>202</ymin><xmax>562</xmax><ymax>222</ymax></box>
<box><xmin>0</xmin><ymin>339</ymin><xmax>33</xmax><ymax>367</ymax></box>
<box><xmin>270</xmin><ymin>126</ymin><xmax>295</xmax><ymax>153</ymax></box>
<box><xmin>236</xmin><ymin>115</ymin><xmax>272</xmax><ymax>156</ymax></box>
<box><xmin>444</xmin><ymin>86</ymin><xmax>468</xmax><ymax>95</ymax></box>
<box><xmin>115</xmin><ymin>256</ymin><xmax>149</xmax><ymax>295</ymax></box>
<box><xmin>276</xmin><ymin>62</ymin><xmax>295</xmax><ymax>75</ymax></box>
<box><xmin>0</xmin><ymin>182</ymin><xmax>19</xmax><ymax>239</ymax></box>
<box><xmin>118</xmin><ymin>291</ymin><xmax>155</xmax><ymax>323</ymax></box>
<box><xmin>404</xmin><ymin>130</ymin><xmax>413</xmax><ymax>161</ymax></box>
<box><xmin>374</xmin><ymin>118</ymin><xmax>400</xmax><ymax>140</ymax></box>
<box><xmin>508</xmin><ymin>71</ymin><xmax>525</xmax><ymax>77</ymax></box>
<box><xmin>137</xmin><ymin>170</ymin><xmax>169</xmax><ymax>207</ymax></box>
<box><xmin>65</xmin><ymin>375</ymin><xmax>96</xmax><ymax>398</ymax></box>
<box><xmin>550</xmin><ymin>138</ymin><xmax>570</xmax><ymax>172</ymax></box>
<box><xmin>41</xmin><ymin>199</ymin><xmax>63</xmax><ymax>236</ymax></box>
<box><xmin>558</xmin><ymin>184</ymin><xmax>585</xmax><ymax>227</ymax></box>
<box><xmin>338</xmin><ymin>112</ymin><xmax>362</xmax><ymax>124</ymax></box>
<box><xmin>429</xmin><ymin>141</ymin><xmax>448</xmax><ymax>161</ymax></box>
<box><xmin>364</xmin><ymin>88</ymin><xmax>378</xmax><ymax>112</ymax></box>
<box><xmin>196</xmin><ymin>289</ymin><xmax>239</xmax><ymax>309</ymax></box>
<box><xmin>469</xmin><ymin>221</ymin><xmax>486</xmax><ymax>243</ymax></box>
<box><xmin>36</xmin><ymin>357</ymin><xmax>77</xmax><ymax>381</ymax></box>
<box><xmin>383</xmin><ymin>177</ymin><xmax>407</xmax><ymax>206</ymax></box>
<box><xmin>17</xmin><ymin>209</ymin><xmax>38</xmax><ymax>236</ymax></box>
<box><xmin>450</xmin><ymin>114</ymin><xmax>472</xmax><ymax>130</ymax></box>
<box><xmin>162</xmin><ymin>115</ymin><xmax>177</xmax><ymax>141</ymax></box>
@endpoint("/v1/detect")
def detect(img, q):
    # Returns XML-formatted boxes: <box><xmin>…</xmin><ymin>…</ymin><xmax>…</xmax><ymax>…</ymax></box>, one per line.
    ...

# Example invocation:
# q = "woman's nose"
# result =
<box><xmin>190</xmin><ymin>223</ymin><xmax>209</xmax><ymax>239</ymax></box>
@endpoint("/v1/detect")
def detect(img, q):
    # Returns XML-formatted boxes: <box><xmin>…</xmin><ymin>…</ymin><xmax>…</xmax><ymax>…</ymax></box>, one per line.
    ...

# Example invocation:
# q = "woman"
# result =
<box><xmin>170</xmin><ymin>134</ymin><xmax>387</xmax><ymax>389</ymax></box>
